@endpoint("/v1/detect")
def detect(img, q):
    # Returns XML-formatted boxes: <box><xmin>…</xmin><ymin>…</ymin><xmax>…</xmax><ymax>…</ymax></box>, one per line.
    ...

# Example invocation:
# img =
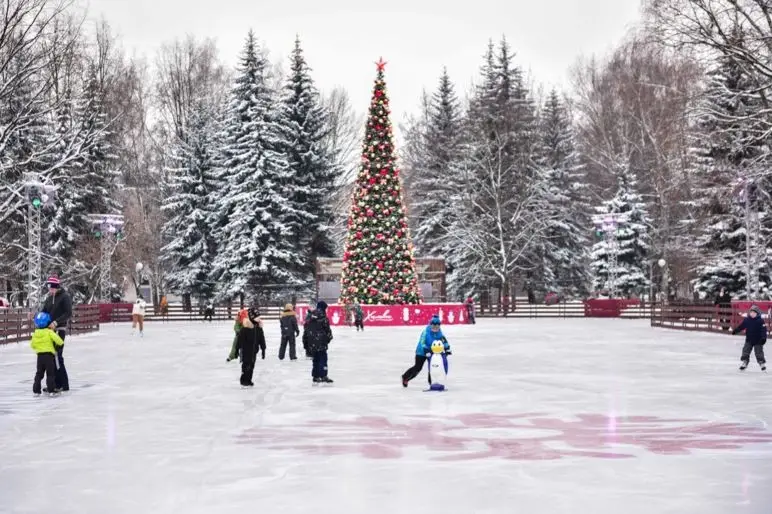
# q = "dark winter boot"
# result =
<box><xmin>761</xmin><ymin>363</ymin><xmax>767</xmax><ymax>371</ymax></box>
<box><xmin>740</xmin><ymin>361</ymin><xmax>749</xmax><ymax>371</ymax></box>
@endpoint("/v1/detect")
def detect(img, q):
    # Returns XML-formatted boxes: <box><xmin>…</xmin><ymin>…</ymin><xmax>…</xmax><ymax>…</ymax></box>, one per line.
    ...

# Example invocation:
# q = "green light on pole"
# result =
<box><xmin>31</xmin><ymin>197</ymin><xmax>42</xmax><ymax>208</ymax></box>
<box><xmin>95</xmin><ymin>230</ymin><xmax>101</xmax><ymax>238</ymax></box>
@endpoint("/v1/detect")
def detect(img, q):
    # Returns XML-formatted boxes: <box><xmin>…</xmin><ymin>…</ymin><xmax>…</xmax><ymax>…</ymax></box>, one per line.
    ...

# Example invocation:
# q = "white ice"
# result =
<box><xmin>1</xmin><ymin>318</ymin><xmax>772</xmax><ymax>514</ymax></box>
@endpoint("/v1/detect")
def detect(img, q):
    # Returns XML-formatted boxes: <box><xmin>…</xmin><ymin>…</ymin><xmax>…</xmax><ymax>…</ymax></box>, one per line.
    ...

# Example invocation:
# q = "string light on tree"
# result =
<box><xmin>339</xmin><ymin>58</ymin><xmax>421</xmax><ymax>305</ymax></box>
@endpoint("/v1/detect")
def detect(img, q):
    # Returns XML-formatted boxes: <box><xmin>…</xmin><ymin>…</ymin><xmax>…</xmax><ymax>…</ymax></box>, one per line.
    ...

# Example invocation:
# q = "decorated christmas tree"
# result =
<box><xmin>339</xmin><ymin>59</ymin><xmax>421</xmax><ymax>305</ymax></box>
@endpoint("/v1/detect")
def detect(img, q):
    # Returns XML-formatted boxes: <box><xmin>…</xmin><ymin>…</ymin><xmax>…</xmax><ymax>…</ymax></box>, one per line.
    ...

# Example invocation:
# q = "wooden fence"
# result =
<box><xmin>476</xmin><ymin>300</ymin><xmax>653</xmax><ymax>319</ymax></box>
<box><xmin>0</xmin><ymin>305</ymin><xmax>101</xmax><ymax>345</ymax></box>
<box><xmin>99</xmin><ymin>303</ymin><xmax>285</xmax><ymax>323</ymax></box>
<box><xmin>650</xmin><ymin>304</ymin><xmax>772</xmax><ymax>334</ymax></box>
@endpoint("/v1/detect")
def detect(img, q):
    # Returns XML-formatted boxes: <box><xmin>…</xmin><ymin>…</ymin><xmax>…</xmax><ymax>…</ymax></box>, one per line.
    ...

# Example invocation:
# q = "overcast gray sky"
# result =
<box><xmin>84</xmin><ymin>0</ymin><xmax>643</xmax><ymax>123</ymax></box>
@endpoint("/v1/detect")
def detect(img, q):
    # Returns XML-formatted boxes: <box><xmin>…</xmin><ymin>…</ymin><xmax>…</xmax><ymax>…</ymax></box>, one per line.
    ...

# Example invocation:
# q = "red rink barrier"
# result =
<box><xmin>296</xmin><ymin>303</ymin><xmax>469</xmax><ymax>327</ymax></box>
<box><xmin>731</xmin><ymin>301</ymin><xmax>772</xmax><ymax>329</ymax></box>
<box><xmin>583</xmin><ymin>298</ymin><xmax>641</xmax><ymax>318</ymax></box>
<box><xmin>99</xmin><ymin>303</ymin><xmax>133</xmax><ymax>323</ymax></box>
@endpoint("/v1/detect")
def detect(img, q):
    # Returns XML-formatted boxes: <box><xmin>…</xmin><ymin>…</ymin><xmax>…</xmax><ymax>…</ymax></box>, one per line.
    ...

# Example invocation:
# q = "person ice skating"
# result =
<box><xmin>236</xmin><ymin>308</ymin><xmax>265</xmax><ymax>386</ymax></box>
<box><xmin>715</xmin><ymin>287</ymin><xmax>732</xmax><ymax>331</ymax></box>
<box><xmin>465</xmin><ymin>296</ymin><xmax>476</xmax><ymax>324</ymax></box>
<box><xmin>279</xmin><ymin>303</ymin><xmax>300</xmax><ymax>360</ymax></box>
<box><xmin>733</xmin><ymin>305</ymin><xmax>768</xmax><ymax>371</ymax></box>
<box><xmin>30</xmin><ymin>312</ymin><xmax>64</xmax><ymax>396</ymax></box>
<box><xmin>40</xmin><ymin>276</ymin><xmax>72</xmax><ymax>391</ymax></box>
<box><xmin>302</xmin><ymin>302</ymin><xmax>315</xmax><ymax>358</ymax></box>
<box><xmin>402</xmin><ymin>315</ymin><xmax>451</xmax><ymax>387</ymax></box>
<box><xmin>304</xmin><ymin>301</ymin><xmax>333</xmax><ymax>384</ymax></box>
<box><xmin>203</xmin><ymin>301</ymin><xmax>214</xmax><ymax>322</ymax></box>
<box><xmin>227</xmin><ymin>308</ymin><xmax>248</xmax><ymax>362</ymax></box>
<box><xmin>132</xmin><ymin>296</ymin><xmax>147</xmax><ymax>336</ymax></box>
<box><xmin>159</xmin><ymin>295</ymin><xmax>169</xmax><ymax>321</ymax></box>
<box><xmin>353</xmin><ymin>302</ymin><xmax>364</xmax><ymax>331</ymax></box>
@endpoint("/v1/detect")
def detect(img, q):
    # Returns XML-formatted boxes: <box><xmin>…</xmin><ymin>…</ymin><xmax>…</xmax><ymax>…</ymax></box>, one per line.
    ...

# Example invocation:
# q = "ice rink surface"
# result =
<box><xmin>2</xmin><ymin>318</ymin><xmax>772</xmax><ymax>514</ymax></box>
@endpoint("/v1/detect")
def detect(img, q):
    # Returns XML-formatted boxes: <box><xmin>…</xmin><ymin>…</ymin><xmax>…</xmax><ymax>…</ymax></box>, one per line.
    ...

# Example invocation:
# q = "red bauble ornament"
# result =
<box><xmin>356</xmin><ymin>231</ymin><xmax>363</xmax><ymax>240</ymax></box>
<box><xmin>380</xmin><ymin>168</ymin><xmax>388</xmax><ymax>176</ymax></box>
<box><xmin>376</xmin><ymin>262</ymin><xmax>384</xmax><ymax>270</ymax></box>
<box><xmin>367</xmin><ymin>208</ymin><xmax>375</xmax><ymax>217</ymax></box>
<box><xmin>369</xmin><ymin>177</ymin><xmax>377</xmax><ymax>185</ymax></box>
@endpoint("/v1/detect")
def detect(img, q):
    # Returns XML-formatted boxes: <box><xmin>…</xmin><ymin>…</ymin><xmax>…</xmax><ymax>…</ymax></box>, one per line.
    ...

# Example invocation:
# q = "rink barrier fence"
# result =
<box><xmin>476</xmin><ymin>299</ymin><xmax>651</xmax><ymax>319</ymax></box>
<box><xmin>650</xmin><ymin>302</ymin><xmax>772</xmax><ymax>334</ymax></box>
<box><xmin>0</xmin><ymin>305</ymin><xmax>100</xmax><ymax>345</ymax></box>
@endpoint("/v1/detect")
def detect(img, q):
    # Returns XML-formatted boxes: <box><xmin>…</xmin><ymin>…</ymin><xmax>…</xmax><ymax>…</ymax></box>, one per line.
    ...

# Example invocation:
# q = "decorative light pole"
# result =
<box><xmin>23</xmin><ymin>174</ymin><xmax>57</xmax><ymax>307</ymax></box>
<box><xmin>592</xmin><ymin>213</ymin><xmax>627</xmax><ymax>298</ymax></box>
<box><xmin>658</xmin><ymin>258</ymin><xmax>667</xmax><ymax>304</ymax></box>
<box><xmin>88</xmin><ymin>214</ymin><xmax>124</xmax><ymax>302</ymax></box>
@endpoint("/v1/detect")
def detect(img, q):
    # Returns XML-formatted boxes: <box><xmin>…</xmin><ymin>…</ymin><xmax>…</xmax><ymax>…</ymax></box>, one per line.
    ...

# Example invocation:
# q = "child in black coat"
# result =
<box><xmin>237</xmin><ymin>308</ymin><xmax>267</xmax><ymax>386</ymax></box>
<box><xmin>733</xmin><ymin>305</ymin><xmax>768</xmax><ymax>371</ymax></box>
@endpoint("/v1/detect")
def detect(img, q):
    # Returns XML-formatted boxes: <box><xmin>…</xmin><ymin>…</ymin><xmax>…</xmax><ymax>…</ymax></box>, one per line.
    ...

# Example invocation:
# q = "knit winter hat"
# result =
<box><xmin>430</xmin><ymin>315</ymin><xmax>441</xmax><ymax>326</ymax></box>
<box><xmin>750</xmin><ymin>305</ymin><xmax>762</xmax><ymax>315</ymax></box>
<box><xmin>46</xmin><ymin>276</ymin><xmax>60</xmax><ymax>288</ymax></box>
<box><xmin>316</xmin><ymin>300</ymin><xmax>328</xmax><ymax>311</ymax></box>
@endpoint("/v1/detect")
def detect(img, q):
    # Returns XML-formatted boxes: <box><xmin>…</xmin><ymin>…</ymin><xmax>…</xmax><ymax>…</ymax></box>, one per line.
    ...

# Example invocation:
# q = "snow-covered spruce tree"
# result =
<box><xmin>539</xmin><ymin>90</ymin><xmax>590</xmax><ymax>298</ymax></box>
<box><xmin>210</xmin><ymin>31</ymin><xmax>300</xmax><ymax>301</ymax></box>
<box><xmin>338</xmin><ymin>59</ymin><xmax>421</xmax><ymax>305</ymax></box>
<box><xmin>276</xmin><ymin>37</ymin><xmax>338</xmax><ymax>283</ymax></box>
<box><xmin>408</xmin><ymin>67</ymin><xmax>463</xmax><ymax>258</ymax></box>
<box><xmin>161</xmin><ymin>99</ymin><xmax>220</xmax><ymax>300</ymax></box>
<box><xmin>444</xmin><ymin>38</ymin><xmax>542</xmax><ymax>300</ymax></box>
<box><xmin>688</xmin><ymin>53</ymin><xmax>772</xmax><ymax>299</ymax></box>
<box><xmin>591</xmin><ymin>165</ymin><xmax>651</xmax><ymax>296</ymax></box>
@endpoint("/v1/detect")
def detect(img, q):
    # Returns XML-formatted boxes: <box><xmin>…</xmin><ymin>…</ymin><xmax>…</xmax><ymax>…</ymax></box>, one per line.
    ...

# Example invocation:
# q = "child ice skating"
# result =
<box><xmin>30</xmin><ymin>312</ymin><xmax>64</xmax><ymax>395</ymax></box>
<box><xmin>132</xmin><ymin>296</ymin><xmax>147</xmax><ymax>336</ymax></box>
<box><xmin>401</xmin><ymin>315</ymin><xmax>451</xmax><ymax>387</ymax></box>
<box><xmin>236</xmin><ymin>308</ymin><xmax>266</xmax><ymax>386</ymax></box>
<box><xmin>226</xmin><ymin>308</ymin><xmax>248</xmax><ymax>362</ymax></box>
<box><xmin>304</xmin><ymin>301</ymin><xmax>334</xmax><ymax>384</ymax></box>
<box><xmin>733</xmin><ymin>305</ymin><xmax>768</xmax><ymax>371</ymax></box>
<box><xmin>353</xmin><ymin>302</ymin><xmax>364</xmax><ymax>331</ymax></box>
<box><xmin>279</xmin><ymin>303</ymin><xmax>300</xmax><ymax>360</ymax></box>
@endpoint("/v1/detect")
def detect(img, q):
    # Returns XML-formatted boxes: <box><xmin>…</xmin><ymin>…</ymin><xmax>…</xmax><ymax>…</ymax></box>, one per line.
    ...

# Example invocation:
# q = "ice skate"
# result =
<box><xmin>402</xmin><ymin>377</ymin><xmax>408</xmax><ymax>388</ymax></box>
<box><xmin>761</xmin><ymin>363</ymin><xmax>767</xmax><ymax>371</ymax></box>
<box><xmin>312</xmin><ymin>377</ymin><xmax>322</xmax><ymax>386</ymax></box>
<box><xmin>320</xmin><ymin>377</ymin><xmax>334</xmax><ymax>384</ymax></box>
<box><xmin>740</xmin><ymin>361</ymin><xmax>749</xmax><ymax>371</ymax></box>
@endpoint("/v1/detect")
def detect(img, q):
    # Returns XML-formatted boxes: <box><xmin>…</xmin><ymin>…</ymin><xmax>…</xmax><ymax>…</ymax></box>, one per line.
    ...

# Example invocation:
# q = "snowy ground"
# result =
<box><xmin>1</xmin><ymin>318</ymin><xmax>772</xmax><ymax>514</ymax></box>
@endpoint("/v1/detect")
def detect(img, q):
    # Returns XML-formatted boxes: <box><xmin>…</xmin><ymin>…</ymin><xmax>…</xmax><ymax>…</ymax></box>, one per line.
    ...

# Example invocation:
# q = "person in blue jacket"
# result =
<box><xmin>401</xmin><ymin>315</ymin><xmax>451</xmax><ymax>387</ymax></box>
<box><xmin>733</xmin><ymin>305</ymin><xmax>768</xmax><ymax>371</ymax></box>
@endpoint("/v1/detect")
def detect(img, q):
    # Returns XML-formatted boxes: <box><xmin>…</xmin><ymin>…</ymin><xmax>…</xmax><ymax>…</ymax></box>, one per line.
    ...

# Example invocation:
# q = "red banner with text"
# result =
<box><xmin>296</xmin><ymin>303</ymin><xmax>469</xmax><ymax>327</ymax></box>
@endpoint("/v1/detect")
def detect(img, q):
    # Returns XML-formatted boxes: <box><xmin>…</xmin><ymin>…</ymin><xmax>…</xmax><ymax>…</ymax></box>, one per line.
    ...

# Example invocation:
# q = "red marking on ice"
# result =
<box><xmin>235</xmin><ymin>413</ymin><xmax>772</xmax><ymax>461</ymax></box>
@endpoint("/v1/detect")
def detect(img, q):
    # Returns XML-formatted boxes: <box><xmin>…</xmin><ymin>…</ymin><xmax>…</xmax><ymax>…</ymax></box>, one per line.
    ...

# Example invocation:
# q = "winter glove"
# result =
<box><xmin>424</xmin><ymin>352</ymin><xmax>432</xmax><ymax>358</ymax></box>
<box><xmin>445</xmin><ymin>351</ymin><xmax>452</xmax><ymax>356</ymax></box>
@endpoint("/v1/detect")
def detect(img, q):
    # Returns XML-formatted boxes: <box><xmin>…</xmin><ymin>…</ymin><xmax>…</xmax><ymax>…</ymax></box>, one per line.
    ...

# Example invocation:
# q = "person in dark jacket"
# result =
<box><xmin>302</xmin><ymin>303</ymin><xmax>314</xmax><ymax>358</ymax></box>
<box><xmin>353</xmin><ymin>302</ymin><xmax>364</xmax><ymax>332</ymax></box>
<box><xmin>304</xmin><ymin>301</ymin><xmax>333</xmax><ymax>384</ymax></box>
<box><xmin>40</xmin><ymin>276</ymin><xmax>72</xmax><ymax>391</ymax></box>
<box><xmin>733</xmin><ymin>305</ymin><xmax>768</xmax><ymax>371</ymax></box>
<box><xmin>236</xmin><ymin>308</ymin><xmax>266</xmax><ymax>386</ymax></box>
<box><xmin>715</xmin><ymin>287</ymin><xmax>732</xmax><ymax>331</ymax></box>
<box><xmin>279</xmin><ymin>303</ymin><xmax>300</xmax><ymax>360</ymax></box>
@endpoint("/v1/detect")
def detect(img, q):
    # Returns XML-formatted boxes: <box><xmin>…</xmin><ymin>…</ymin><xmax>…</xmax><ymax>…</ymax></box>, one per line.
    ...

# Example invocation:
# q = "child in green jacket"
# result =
<box><xmin>31</xmin><ymin>312</ymin><xmax>64</xmax><ymax>395</ymax></box>
<box><xmin>227</xmin><ymin>308</ymin><xmax>248</xmax><ymax>362</ymax></box>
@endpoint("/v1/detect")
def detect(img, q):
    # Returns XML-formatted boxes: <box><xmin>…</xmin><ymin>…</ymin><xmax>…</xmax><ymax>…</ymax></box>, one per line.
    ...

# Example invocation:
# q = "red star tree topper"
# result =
<box><xmin>339</xmin><ymin>59</ymin><xmax>421</xmax><ymax>305</ymax></box>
